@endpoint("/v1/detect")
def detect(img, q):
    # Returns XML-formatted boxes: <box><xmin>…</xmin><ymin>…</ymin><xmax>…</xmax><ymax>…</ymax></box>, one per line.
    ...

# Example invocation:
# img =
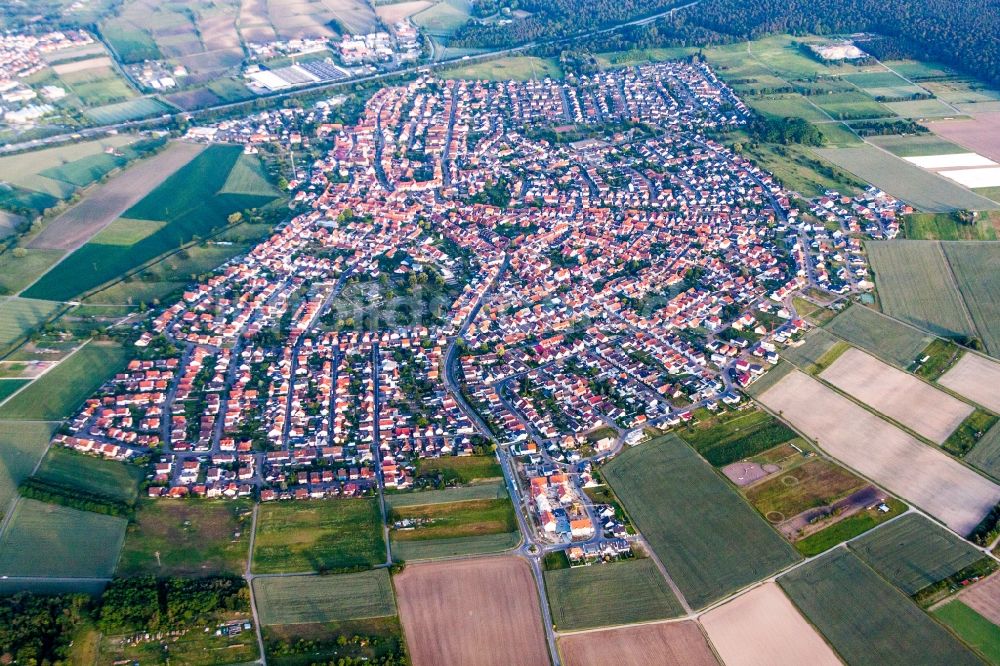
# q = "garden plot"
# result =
<box><xmin>819</xmin><ymin>347</ymin><xmax>973</xmax><ymax>443</ymax></box>
<box><xmin>700</xmin><ymin>583</ymin><xmax>841</xmax><ymax>666</ymax></box>
<box><xmin>938</xmin><ymin>353</ymin><xmax>1000</xmax><ymax>413</ymax></box>
<box><xmin>757</xmin><ymin>370</ymin><xmax>1000</xmax><ymax>536</ymax></box>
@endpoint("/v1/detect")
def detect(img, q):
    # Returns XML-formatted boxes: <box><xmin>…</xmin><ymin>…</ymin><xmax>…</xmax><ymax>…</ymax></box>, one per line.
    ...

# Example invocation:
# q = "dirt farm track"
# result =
<box><xmin>393</xmin><ymin>556</ymin><xmax>550</xmax><ymax>666</ymax></box>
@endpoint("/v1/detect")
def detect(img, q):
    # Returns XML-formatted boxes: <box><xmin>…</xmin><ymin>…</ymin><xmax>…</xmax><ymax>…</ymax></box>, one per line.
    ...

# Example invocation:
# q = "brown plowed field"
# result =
<box><xmin>559</xmin><ymin>621</ymin><xmax>718</xmax><ymax>666</ymax></box>
<box><xmin>700</xmin><ymin>583</ymin><xmax>841</xmax><ymax>666</ymax></box>
<box><xmin>394</xmin><ymin>556</ymin><xmax>549</xmax><ymax>666</ymax></box>
<box><xmin>959</xmin><ymin>571</ymin><xmax>1000</xmax><ymax>624</ymax></box>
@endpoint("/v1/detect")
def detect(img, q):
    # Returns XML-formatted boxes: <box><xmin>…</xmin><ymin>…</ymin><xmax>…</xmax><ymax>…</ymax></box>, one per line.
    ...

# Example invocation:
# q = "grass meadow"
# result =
<box><xmin>254</xmin><ymin>569</ymin><xmax>396</xmax><ymax>625</ymax></box>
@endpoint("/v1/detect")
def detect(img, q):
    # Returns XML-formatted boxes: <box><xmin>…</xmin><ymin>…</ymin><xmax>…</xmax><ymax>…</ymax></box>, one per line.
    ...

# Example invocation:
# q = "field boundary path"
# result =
<box><xmin>245</xmin><ymin>503</ymin><xmax>268</xmax><ymax>666</ymax></box>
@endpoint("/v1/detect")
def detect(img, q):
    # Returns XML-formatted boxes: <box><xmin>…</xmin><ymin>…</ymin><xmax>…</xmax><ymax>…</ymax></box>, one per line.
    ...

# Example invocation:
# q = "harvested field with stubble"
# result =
<box><xmin>757</xmin><ymin>370</ymin><xmax>1000</xmax><ymax>535</ymax></box>
<box><xmin>939</xmin><ymin>353</ymin><xmax>1000</xmax><ymax>413</ymax></box>
<box><xmin>700</xmin><ymin>582</ymin><xmax>841</xmax><ymax>666</ymax></box>
<box><xmin>558</xmin><ymin>621</ymin><xmax>719</xmax><ymax>666</ymax></box>
<box><xmin>27</xmin><ymin>142</ymin><xmax>204</xmax><ymax>252</ymax></box>
<box><xmin>820</xmin><ymin>347</ymin><xmax>973</xmax><ymax>443</ymax></box>
<box><xmin>394</xmin><ymin>556</ymin><xmax>549</xmax><ymax>666</ymax></box>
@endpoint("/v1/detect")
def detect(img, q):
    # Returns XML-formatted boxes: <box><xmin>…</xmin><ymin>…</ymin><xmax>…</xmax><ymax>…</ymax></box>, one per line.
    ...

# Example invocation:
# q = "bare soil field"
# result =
<box><xmin>959</xmin><ymin>572</ymin><xmax>1000</xmax><ymax>624</ymax></box>
<box><xmin>375</xmin><ymin>0</ymin><xmax>433</xmax><ymax>23</ymax></box>
<box><xmin>700</xmin><ymin>583</ymin><xmax>841</xmax><ymax>666</ymax></box>
<box><xmin>52</xmin><ymin>56</ymin><xmax>113</xmax><ymax>74</ymax></box>
<box><xmin>938</xmin><ymin>353</ymin><xmax>1000</xmax><ymax>413</ymax></box>
<box><xmin>27</xmin><ymin>142</ymin><xmax>204</xmax><ymax>252</ymax></box>
<box><xmin>559</xmin><ymin>621</ymin><xmax>718</xmax><ymax>666</ymax></box>
<box><xmin>394</xmin><ymin>556</ymin><xmax>549</xmax><ymax>666</ymax></box>
<box><xmin>778</xmin><ymin>485</ymin><xmax>886</xmax><ymax>540</ymax></box>
<box><xmin>927</xmin><ymin>113</ymin><xmax>1000</xmax><ymax>163</ymax></box>
<box><xmin>757</xmin><ymin>370</ymin><xmax>1000</xmax><ymax>535</ymax></box>
<box><xmin>820</xmin><ymin>348</ymin><xmax>973</xmax><ymax>443</ymax></box>
<box><xmin>722</xmin><ymin>461</ymin><xmax>779</xmax><ymax>486</ymax></box>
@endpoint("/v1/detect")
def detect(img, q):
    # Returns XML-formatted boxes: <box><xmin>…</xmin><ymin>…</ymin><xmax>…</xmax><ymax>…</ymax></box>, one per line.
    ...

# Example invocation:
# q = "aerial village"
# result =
<box><xmin>51</xmin><ymin>59</ymin><xmax>910</xmax><ymax>561</ymax></box>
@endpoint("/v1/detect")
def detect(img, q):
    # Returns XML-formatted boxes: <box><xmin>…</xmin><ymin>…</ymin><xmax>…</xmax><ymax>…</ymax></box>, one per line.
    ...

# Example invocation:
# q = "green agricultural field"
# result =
<box><xmin>825</xmin><ymin>304</ymin><xmax>934</xmax><ymax>368</ymax></box>
<box><xmin>385</xmin><ymin>479</ymin><xmax>507</xmax><ymax>508</ymax></box>
<box><xmin>676</xmin><ymin>409</ymin><xmax>797</xmax><ymax>467</ymax></box>
<box><xmin>264</xmin><ymin>617</ymin><xmax>406</xmax><ymax>666</ymax></box>
<box><xmin>254</xmin><ymin>569</ymin><xmax>395</xmax><ymax>626</ymax></box>
<box><xmin>903</xmin><ymin>212</ymin><xmax>999</xmax><ymax>240</ymax></box>
<box><xmin>544</xmin><ymin>559</ymin><xmax>684</xmax><ymax>630</ymax></box>
<box><xmin>883</xmin><ymin>98</ymin><xmax>959</xmax><ymax>118</ymax></box>
<box><xmin>32</xmin><ymin>447</ymin><xmax>143</xmax><ymax>504</ymax></box>
<box><xmin>968</xmin><ymin>424</ymin><xmax>1000</xmax><ymax>481</ymax></box>
<box><xmin>933</xmin><ymin>601</ymin><xmax>1000</xmax><ymax>665</ymax></box>
<box><xmin>815</xmin><ymin>146</ymin><xmax>998</xmax><ymax>212</ymax></box>
<box><xmin>84</xmin><ymin>98</ymin><xmax>171</xmax><ymax>125</ymax></box>
<box><xmin>23</xmin><ymin>145</ymin><xmax>279</xmax><ymax>302</ymax></box>
<box><xmin>942</xmin><ymin>242</ymin><xmax>1000</xmax><ymax>356</ymax></box>
<box><xmin>873</xmin><ymin>227</ymin><xmax>971</xmax><ymax>329</ymax></box>
<box><xmin>118</xmin><ymin>499</ymin><xmax>253</xmax><ymax>577</ymax></box>
<box><xmin>779</xmin><ymin>548</ymin><xmax>983</xmax><ymax>666</ymax></box>
<box><xmin>221</xmin><ymin>153</ymin><xmax>281</xmax><ymax>196</ymax></box>
<box><xmin>390</xmin><ymin>531</ymin><xmax>520</xmax><ymax>560</ymax></box>
<box><xmin>745</xmin><ymin>459</ymin><xmax>867</xmax><ymax>524</ymax></box>
<box><xmin>842</xmin><ymin>70</ymin><xmax>918</xmax><ymax>90</ymax></box>
<box><xmin>0</xmin><ymin>499</ymin><xmax>126</xmax><ymax>577</ymax></box>
<box><xmin>0</xmin><ymin>185</ymin><xmax>59</xmax><ymax>214</ymax></box>
<box><xmin>0</xmin><ymin>341</ymin><xmax>129</xmax><ymax>421</ymax></box>
<box><xmin>414</xmin><ymin>454</ymin><xmax>502</xmax><ymax>483</ymax></box>
<box><xmin>0</xmin><ymin>380</ymin><xmax>28</xmax><ymax>402</ymax></box>
<box><xmin>780</xmin><ymin>329</ymin><xmax>846</xmax><ymax>373</ymax></box>
<box><xmin>388</xmin><ymin>497</ymin><xmax>519</xmax><ymax>559</ymax></box>
<box><xmin>0</xmin><ymin>578</ymin><xmax>108</xmax><ymax>596</ymax></box>
<box><xmin>0</xmin><ymin>421</ymin><xmax>56</xmax><ymax>517</ymax></box>
<box><xmin>412</xmin><ymin>0</ymin><xmax>471</xmax><ymax>36</ymax></box>
<box><xmin>603</xmin><ymin>435</ymin><xmax>799</xmax><ymax>609</ymax></box>
<box><xmin>0</xmin><ymin>297</ymin><xmax>65</xmax><ymax>351</ymax></box>
<box><xmin>100</xmin><ymin>21</ymin><xmax>161</xmax><ymax>62</ymax></box>
<box><xmin>443</xmin><ymin>56</ymin><xmax>562</xmax><ymax>81</ymax></box>
<box><xmin>744</xmin><ymin>95</ymin><xmax>831</xmax><ymax>123</ymax></box>
<box><xmin>811</xmin><ymin>92</ymin><xmax>894</xmax><ymax>120</ymax></box>
<box><xmin>89</xmin><ymin>218</ymin><xmax>165</xmax><ymax>245</ymax></box>
<box><xmin>253</xmin><ymin>498</ymin><xmax>386</xmax><ymax>574</ymax></box>
<box><xmin>849</xmin><ymin>514</ymin><xmax>989</xmax><ymax>598</ymax></box>
<box><xmin>0</xmin><ymin>249</ymin><xmax>64</xmax><ymax>295</ymax></box>
<box><xmin>867</xmin><ymin>133</ymin><xmax>968</xmax><ymax>158</ymax></box>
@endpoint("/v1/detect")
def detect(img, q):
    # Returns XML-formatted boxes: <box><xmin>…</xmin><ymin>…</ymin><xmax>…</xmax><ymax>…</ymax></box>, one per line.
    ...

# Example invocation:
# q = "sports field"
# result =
<box><xmin>602</xmin><ymin>436</ymin><xmax>799</xmax><ymax>608</ymax></box>
<box><xmin>544</xmin><ymin>559</ymin><xmax>684</xmax><ymax>630</ymax></box>
<box><xmin>700</xmin><ymin>582</ymin><xmax>840</xmax><ymax>666</ymax></box>
<box><xmin>395</xmin><ymin>556</ymin><xmax>549</xmax><ymax>666</ymax></box>
<box><xmin>0</xmin><ymin>297</ymin><xmax>64</xmax><ymax>351</ymax></box>
<box><xmin>117</xmin><ymin>499</ymin><xmax>253</xmax><ymax>576</ymax></box>
<box><xmin>939</xmin><ymin>353</ymin><xmax>1000</xmax><ymax>413</ymax></box>
<box><xmin>23</xmin><ymin>144</ymin><xmax>277</xmax><ymax>302</ymax></box>
<box><xmin>252</xmin><ymin>498</ymin><xmax>386</xmax><ymax>573</ymax></box>
<box><xmin>815</xmin><ymin>145</ymin><xmax>998</xmax><ymax>211</ymax></box>
<box><xmin>779</xmin><ymin>548</ymin><xmax>982</xmax><ymax>666</ymax></box>
<box><xmin>820</xmin><ymin>348</ymin><xmax>973</xmax><ymax>443</ymax></box>
<box><xmin>0</xmin><ymin>421</ymin><xmax>56</xmax><ymax>517</ymax></box>
<box><xmin>254</xmin><ymin>569</ymin><xmax>395</xmax><ymax>625</ymax></box>
<box><xmin>757</xmin><ymin>370</ymin><xmax>1000</xmax><ymax>536</ymax></box>
<box><xmin>676</xmin><ymin>409</ymin><xmax>797</xmax><ymax>467</ymax></box>
<box><xmin>558</xmin><ymin>621</ymin><xmax>718</xmax><ymax>666</ymax></box>
<box><xmin>849</xmin><ymin>514</ymin><xmax>987</xmax><ymax>596</ymax></box>
<box><xmin>0</xmin><ymin>499</ymin><xmax>126</xmax><ymax>578</ymax></box>
<box><xmin>33</xmin><ymin>447</ymin><xmax>143</xmax><ymax>503</ymax></box>
<box><xmin>0</xmin><ymin>341</ymin><xmax>129</xmax><ymax>421</ymax></box>
<box><xmin>825</xmin><ymin>304</ymin><xmax>934</xmax><ymax>368</ymax></box>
